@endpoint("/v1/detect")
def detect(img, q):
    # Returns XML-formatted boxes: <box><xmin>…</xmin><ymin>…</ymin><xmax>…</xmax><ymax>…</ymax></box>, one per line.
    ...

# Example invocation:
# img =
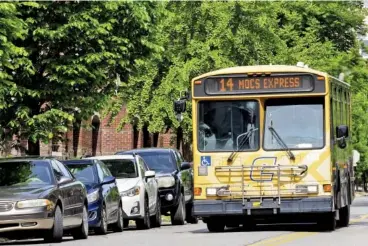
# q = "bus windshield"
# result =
<box><xmin>198</xmin><ymin>100</ymin><xmax>259</xmax><ymax>152</ymax></box>
<box><xmin>264</xmin><ymin>97</ymin><xmax>324</xmax><ymax>150</ymax></box>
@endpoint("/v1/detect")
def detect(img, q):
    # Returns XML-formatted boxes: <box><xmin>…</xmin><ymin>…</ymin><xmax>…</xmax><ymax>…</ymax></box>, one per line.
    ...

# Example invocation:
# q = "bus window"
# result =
<box><xmin>197</xmin><ymin>100</ymin><xmax>259</xmax><ymax>152</ymax></box>
<box><xmin>264</xmin><ymin>97</ymin><xmax>324</xmax><ymax>149</ymax></box>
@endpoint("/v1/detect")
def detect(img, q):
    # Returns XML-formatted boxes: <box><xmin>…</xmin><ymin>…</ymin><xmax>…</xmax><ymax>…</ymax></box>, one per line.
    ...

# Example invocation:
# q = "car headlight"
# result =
<box><xmin>120</xmin><ymin>186</ymin><xmax>140</xmax><ymax>197</ymax></box>
<box><xmin>17</xmin><ymin>199</ymin><xmax>54</xmax><ymax>210</ymax></box>
<box><xmin>158</xmin><ymin>176</ymin><xmax>175</xmax><ymax>188</ymax></box>
<box><xmin>87</xmin><ymin>190</ymin><xmax>100</xmax><ymax>203</ymax></box>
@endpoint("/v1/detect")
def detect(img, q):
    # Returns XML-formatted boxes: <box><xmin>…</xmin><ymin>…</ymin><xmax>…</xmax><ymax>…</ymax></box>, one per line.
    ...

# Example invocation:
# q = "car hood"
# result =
<box><xmin>116</xmin><ymin>178</ymin><xmax>140</xmax><ymax>192</ymax></box>
<box><xmin>83</xmin><ymin>183</ymin><xmax>99</xmax><ymax>193</ymax></box>
<box><xmin>0</xmin><ymin>185</ymin><xmax>55</xmax><ymax>201</ymax></box>
<box><xmin>155</xmin><ymin>172</ymin><xmax>174</xmax><ymax>178</ymax></box>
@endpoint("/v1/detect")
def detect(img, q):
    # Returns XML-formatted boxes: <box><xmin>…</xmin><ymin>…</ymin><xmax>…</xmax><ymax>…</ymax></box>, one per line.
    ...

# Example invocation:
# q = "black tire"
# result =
<box><xmin>151</xmin><ymin>195</ymin><xmax>162</xmax><ymax>228</ymax></box>
<box><xmin>44</xmin><ymin>205</ymin><xmax>63</xmax><ymax>243</ymax></box>
<box><xmin>318</xmin><ymin>212</ymin><xmax>336</xmax><ymax>231</ymax></box>
<box><xmin>171</xmin><ymin>193</ymin><xmax>186</xmax><ymax>225</ymax></box>
<box><xmin>95</xmin><ymin>206</ymin><xmax>108</xmax><ymax>235</ymax></box>
<box><xmin>136</xmin><ymin>197</ymin><xmax>151</xmax><ymax>230</ymax></box>
<box><xmin>71</xmin><ymin>206</ymin><xmax>89</xmax><ymax>240</ymax></box>
<box><xmin>112</xmin><ymin>204</ymin><xmax>124</xmax><ymax>232</ymax></box>
<box><xmin>207</xmin><ymin>219</ymin><xmax>225</xmax><ymax>233</ymax></box>
<box><xmin>186</xmin><ymin>203</ymin><xmax>198</xmax><ymax>224</ymax></box>
<box><xmin>338</xmin><ymin>205</ymin><xmax>350</xmax><ymax>227</ymax></box>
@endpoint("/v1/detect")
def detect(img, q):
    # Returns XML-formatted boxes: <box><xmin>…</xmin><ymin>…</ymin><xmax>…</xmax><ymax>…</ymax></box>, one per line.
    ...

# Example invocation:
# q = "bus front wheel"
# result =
<box><xmin>206</xmin><ymin>218</ymin><xmax>225</xmax><ymax>233</ymax></box>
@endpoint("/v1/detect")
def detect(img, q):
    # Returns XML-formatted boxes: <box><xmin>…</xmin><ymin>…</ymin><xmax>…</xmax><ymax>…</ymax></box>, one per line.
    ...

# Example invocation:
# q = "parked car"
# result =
<box><xmin>61</xmin><ymin>159</ymin><xmax>124</xmax><ymax>235</ymax></box>
<box><xmin>116</xmin><ymin>148</ymin><xmax>198</xmax><ymax>225</ymax></box>
<box><xmin>84</xmin><ymin>155</ymin><xmax>161</xmax><ymax>230</ymax></box>
<box><xmin>0</xmin><ymin>157</ymin><xmax>89</xmax><ymax>242</ymax></box>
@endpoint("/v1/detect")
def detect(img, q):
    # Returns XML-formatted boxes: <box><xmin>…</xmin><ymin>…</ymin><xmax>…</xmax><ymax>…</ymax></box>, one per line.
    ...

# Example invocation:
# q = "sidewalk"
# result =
<box><xmin>355</xmin><ymin>191</ymin><xmax>368</xmax><ymax>197</ymax></box>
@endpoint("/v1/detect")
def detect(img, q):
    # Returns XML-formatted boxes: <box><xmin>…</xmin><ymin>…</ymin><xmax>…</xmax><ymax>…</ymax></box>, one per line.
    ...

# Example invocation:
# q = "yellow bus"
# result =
<box><xmin>173</xmin><ymin>64</ymin><xmax>358</xmax><ymax>232</ymax></box>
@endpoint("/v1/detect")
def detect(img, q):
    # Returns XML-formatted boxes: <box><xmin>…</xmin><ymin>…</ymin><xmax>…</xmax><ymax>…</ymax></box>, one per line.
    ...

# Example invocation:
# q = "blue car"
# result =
<box><xmin>62</xmin><ymin>159</ymin><xmax>124</xmax><ymax>235</ymax></box>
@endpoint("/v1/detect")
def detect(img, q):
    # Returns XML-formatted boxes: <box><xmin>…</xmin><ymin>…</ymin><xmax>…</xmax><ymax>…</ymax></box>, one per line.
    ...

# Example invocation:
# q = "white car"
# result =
<box><xmin>84</xmin><ymin>154</ymin><xmax>161</xmax><ymax>229</ymax></box>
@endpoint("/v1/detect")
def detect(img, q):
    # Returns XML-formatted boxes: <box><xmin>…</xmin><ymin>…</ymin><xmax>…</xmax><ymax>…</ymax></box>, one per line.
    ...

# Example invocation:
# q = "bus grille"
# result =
<box><xmin>214</xmin><ymin>164</ymin><xmax>308</xmax><ymax>213</ymax></box>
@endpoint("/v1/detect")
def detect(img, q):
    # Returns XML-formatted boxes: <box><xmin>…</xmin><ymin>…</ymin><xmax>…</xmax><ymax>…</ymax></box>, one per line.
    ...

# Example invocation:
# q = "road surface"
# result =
<box><xmin>3</xmin><ymin>195</ymin><xmax>368</xmax><ymax>246</ymax></box>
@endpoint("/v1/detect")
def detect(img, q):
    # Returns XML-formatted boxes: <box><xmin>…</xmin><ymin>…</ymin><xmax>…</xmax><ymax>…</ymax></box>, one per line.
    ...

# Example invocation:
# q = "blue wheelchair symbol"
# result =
<box><xmin>200</xmin><ymin>156</ymin><xmax>211</xmax><ymax>166</ymax></box>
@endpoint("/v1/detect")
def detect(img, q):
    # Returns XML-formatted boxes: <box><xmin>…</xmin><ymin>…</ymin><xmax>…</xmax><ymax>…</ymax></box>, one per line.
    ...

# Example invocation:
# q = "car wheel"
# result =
<box><xmin>171</xmin><ymin>192</ymin><xmax>185</xmax><ymax>225</ymax></box>
<box><xmin>186</xmin><ymin>202</ymin><xmax>198</xmax><ymax>224</ymax></box>
<box><xmin>151</xmin><ymin>195</ymin><xmax>162</xmax><ymax>228</ymax></box>
<box><xmin>136</xmin><ymin>196</ymin><xmax>151</xmax><ymax>230</ymax></box>
<box><xmin>112</xmin><ymin>204</ymin><xmax>124</xmax><ymax>232</ymax></box>
<box><xmin>44</xmin><ymin>205</ymin><xmax>63</xmax><ymax>243</ymax></box>
<box><xmin>95</xmin><ymin>206</ymin><xmax>108</xmax><ymax>235</ymax></box>
<box><xmin>72</xmin><ymin>205</ymin><xmax>89</xmax><ymax>240</ymax></box>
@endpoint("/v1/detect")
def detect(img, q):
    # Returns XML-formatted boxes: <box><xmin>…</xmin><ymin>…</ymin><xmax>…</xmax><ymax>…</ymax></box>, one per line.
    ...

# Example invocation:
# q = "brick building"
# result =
<box><xmin>31</xmin><ymin>107</ymin><xmax>186</xmax><ymax>159</ymax></box>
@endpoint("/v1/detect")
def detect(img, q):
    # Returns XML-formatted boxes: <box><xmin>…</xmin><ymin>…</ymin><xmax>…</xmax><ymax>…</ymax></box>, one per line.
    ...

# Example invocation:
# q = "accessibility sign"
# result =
<box><xmin>200</xmin><ymin>156</ymin><xmax>211</xmax><ymax>166</ymax></box>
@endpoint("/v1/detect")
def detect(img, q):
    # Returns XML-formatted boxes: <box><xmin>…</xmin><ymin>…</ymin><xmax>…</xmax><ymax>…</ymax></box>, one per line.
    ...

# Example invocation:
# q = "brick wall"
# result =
<box><xmin>7</xmin><ymin>106</ymin><xmax>181</xmax><ymax>158</ymax></box>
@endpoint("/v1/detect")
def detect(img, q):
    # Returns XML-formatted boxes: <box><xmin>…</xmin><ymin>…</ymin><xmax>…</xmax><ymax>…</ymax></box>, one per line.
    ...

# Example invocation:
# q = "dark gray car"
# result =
<box><xmin>0</xmin><ymin>157</ymin><xmax>89</xmax><ymax>242</ymax></box>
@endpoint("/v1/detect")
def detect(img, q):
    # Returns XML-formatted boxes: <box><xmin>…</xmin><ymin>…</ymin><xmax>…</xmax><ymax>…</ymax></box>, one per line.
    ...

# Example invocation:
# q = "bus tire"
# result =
<box><xmin>338</xmin><ymin>205</ymin><xmax>350</xmax><ymax>227</ymax></box>
<box><xmin>318</xmin><ymin>212</ymin><xmax>336</xmax><ymax>231</ymax></box>
<box><xmin>207</xmin><ymin>219</ymin><xmax>225</xmax><ymax>233</ymax></box>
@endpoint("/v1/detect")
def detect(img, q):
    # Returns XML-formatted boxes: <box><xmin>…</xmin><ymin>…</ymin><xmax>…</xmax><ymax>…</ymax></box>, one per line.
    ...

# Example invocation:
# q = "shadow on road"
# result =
<box><xmin>185</xmin><ymin>222</ymin><xmax>367</xmax><ymax>234</ymax></box>
<box><xmin>0</xmin><ymin>239</ymin><xmax>74</xmax><ymax>245</ymax></box>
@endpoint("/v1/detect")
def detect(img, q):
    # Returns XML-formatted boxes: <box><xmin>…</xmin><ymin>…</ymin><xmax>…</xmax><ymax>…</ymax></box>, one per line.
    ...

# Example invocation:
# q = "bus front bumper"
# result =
<box><xmin>193</xmin><ymin>196</ymin><xmax>333</xmax><ymax>217</ymax></box>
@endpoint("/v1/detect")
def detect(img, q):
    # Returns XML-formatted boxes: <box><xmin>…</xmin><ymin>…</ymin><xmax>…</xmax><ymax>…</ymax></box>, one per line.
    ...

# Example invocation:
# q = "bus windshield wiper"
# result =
<box><xmin>227</xmin><ymin>128</ymin><xmax>258</xmax><ymax>163</ymax></box>
<box><xmin>268</xmin><ymin>126</ymin><xmax>295</xmax><ymax>160</ymax></box>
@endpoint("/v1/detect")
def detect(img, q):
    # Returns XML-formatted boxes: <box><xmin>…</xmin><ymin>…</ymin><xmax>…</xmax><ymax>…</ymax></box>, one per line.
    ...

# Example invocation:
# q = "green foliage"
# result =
<box><xmin>0</xmin><ymin>1</ymin><xmax>159</xmax><ymax>147</ymax></box>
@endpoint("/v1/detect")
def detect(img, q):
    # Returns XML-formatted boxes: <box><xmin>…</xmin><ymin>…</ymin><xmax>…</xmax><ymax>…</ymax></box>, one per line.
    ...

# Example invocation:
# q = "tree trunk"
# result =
<box><xmin>28</xmin><ymin>140</ymin><xmax>40</xmax><ymax>155</ymax></box>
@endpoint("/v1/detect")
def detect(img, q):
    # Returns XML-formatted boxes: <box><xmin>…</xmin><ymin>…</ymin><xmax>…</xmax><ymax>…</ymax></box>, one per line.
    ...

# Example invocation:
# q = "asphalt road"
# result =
<box><xmin>3</xmin><ymin>195</ymin><xmax>368</xmax><ymax>246</ymax></box>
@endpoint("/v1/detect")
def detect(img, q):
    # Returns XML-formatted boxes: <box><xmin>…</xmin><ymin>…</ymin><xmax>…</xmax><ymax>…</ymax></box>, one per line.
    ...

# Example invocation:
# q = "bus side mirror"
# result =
<box><xmin>336</xmin><ymin>125</ymin><xmax>349</xmax><ymax>138</ymax></box>
<box><xmin>336</xmin><ymin>125</ymin><xmax>348</xmax><ymax>149</ymax></box>
<box><xmin>174</xmin><ymin>99</ymin><xmax>186</xmax><ymax>114</ymax></box>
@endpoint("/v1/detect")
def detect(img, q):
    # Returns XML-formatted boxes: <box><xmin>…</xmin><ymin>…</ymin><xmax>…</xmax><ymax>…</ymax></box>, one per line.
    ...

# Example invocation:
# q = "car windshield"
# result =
<box><xmin>67</xmin><ymin>164</ymin><xmax>97</xmax><ymax>184</ymax></box>
<box><xmin>198</xmin><ymin>100</ymin><xmax>260</xmax><ymax>151</ymax></box>
<box><xmin>264</xmin><ymin>97</ymin><xmax>324</xmax><ymax>149</ymax></box>
<box><xmin>137</xmin><ymin>152</ymin><xmax>176</xmax><ymax>173</ymax></box>
<box><xmin>100</xmin><ymin>159</ymin><xmax>138</xmax><ymax>178</ymax></box>
<box><xmin>0</xmin><ymin>160</ymin><xmax>53</xmax><ymax>186</ymax></box>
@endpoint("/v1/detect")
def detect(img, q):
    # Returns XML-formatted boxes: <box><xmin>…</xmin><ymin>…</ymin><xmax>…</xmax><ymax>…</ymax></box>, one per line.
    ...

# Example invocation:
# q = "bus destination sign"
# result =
<box><xmin>204</xmin><ymin>75</ymin><xmax>314</xmax><ymax>95</ymax></box>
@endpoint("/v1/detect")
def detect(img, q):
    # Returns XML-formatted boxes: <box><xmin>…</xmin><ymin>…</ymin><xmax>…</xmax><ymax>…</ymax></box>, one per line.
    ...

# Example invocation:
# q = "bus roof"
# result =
<box><xmin>192</xmin><ymin>65</ymin><xmax>329</xmax><ymax>81</ymax></box>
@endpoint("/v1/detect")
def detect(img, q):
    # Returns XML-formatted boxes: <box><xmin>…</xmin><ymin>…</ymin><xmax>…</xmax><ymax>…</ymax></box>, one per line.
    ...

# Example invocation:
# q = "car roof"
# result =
<box><xmin>0</xmin><ymin>156</ymin><xmax>54</xmax><ymax>163</ymax></box>
<box><xmin>61</xmin><ymin>159</ymin><xmax>95</xmax><ymax>165</ymax></box>
<box><xmin>116</xmin><ymin>148</ymin><xmax>174</xmax><ymax>155</ymax></box>
<box><xmin>84</xmin><ymin>155</ymin><xmax>135</xmax><ymax>160</ymax></box>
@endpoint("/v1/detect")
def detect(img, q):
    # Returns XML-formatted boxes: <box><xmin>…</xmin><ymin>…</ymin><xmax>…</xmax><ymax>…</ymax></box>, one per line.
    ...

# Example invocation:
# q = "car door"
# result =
<box><xmin>142</xmin><ymin>157</ymin><xmax>159</xmax><ymax>212</ymax></box>
<box><xmin>137</xmin><ymin>156</ymin><xmax>155</xmax><ymax>214</ymax></box>
<box><xmin>173</xmin><ymin>150</ymin><xmax>192</xmax><ymax>203</ymax></box>
<box><xmin>54</xmin><ymin>160</ymin><xmax>84</xmax><ymax>227</ymax></box>
<box><xmin>50</xmin><ymin>160</ymin><xmax>74</xmax><ymax>227</ymax></box>
<box><xmin>99</xmin><ymin>161</ymin><xmax>119</xmax><ymax>222</ymax></box>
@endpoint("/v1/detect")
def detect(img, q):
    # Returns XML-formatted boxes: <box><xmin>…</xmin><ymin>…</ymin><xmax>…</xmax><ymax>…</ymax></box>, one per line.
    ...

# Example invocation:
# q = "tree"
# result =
<box><xmin>107</xmin><ymin>1</ymin><xmax>367</xmax><ymax>145</ymax></box>
<box><xmin>0</xmin><ymin>2</ymin><xmax>32</xmax><ymax>155</ymax></box>
<box><xmin>1</xmin><ymin>1</ymin><xmax>160</xmax><ymax>154</ymax></box>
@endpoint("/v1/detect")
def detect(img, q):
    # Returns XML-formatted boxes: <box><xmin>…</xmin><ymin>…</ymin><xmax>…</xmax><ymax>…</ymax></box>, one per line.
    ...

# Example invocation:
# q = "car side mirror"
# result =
<box><xmin>336</xmin><ymin>125</ymin><xmax>349</xmax><ymax>139</ymax></box>
<box><xmin>181</xmin><ymin>162</ymin><xmax>191</xmax><ymax>171</ymax></box>
<box><xmin>145</xmin><ymin>170</ymin><xmax>156</xmax><ymax>179</ymax></box>
<box><xmin>102</xmin><ymin>176</ymin><xmax>116</xmax><ymax>185</ymax></box>
<box><xmin>58</xmin><ymin>176</ymin><xmax>73</xmax><ymax>185</ymax></box>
